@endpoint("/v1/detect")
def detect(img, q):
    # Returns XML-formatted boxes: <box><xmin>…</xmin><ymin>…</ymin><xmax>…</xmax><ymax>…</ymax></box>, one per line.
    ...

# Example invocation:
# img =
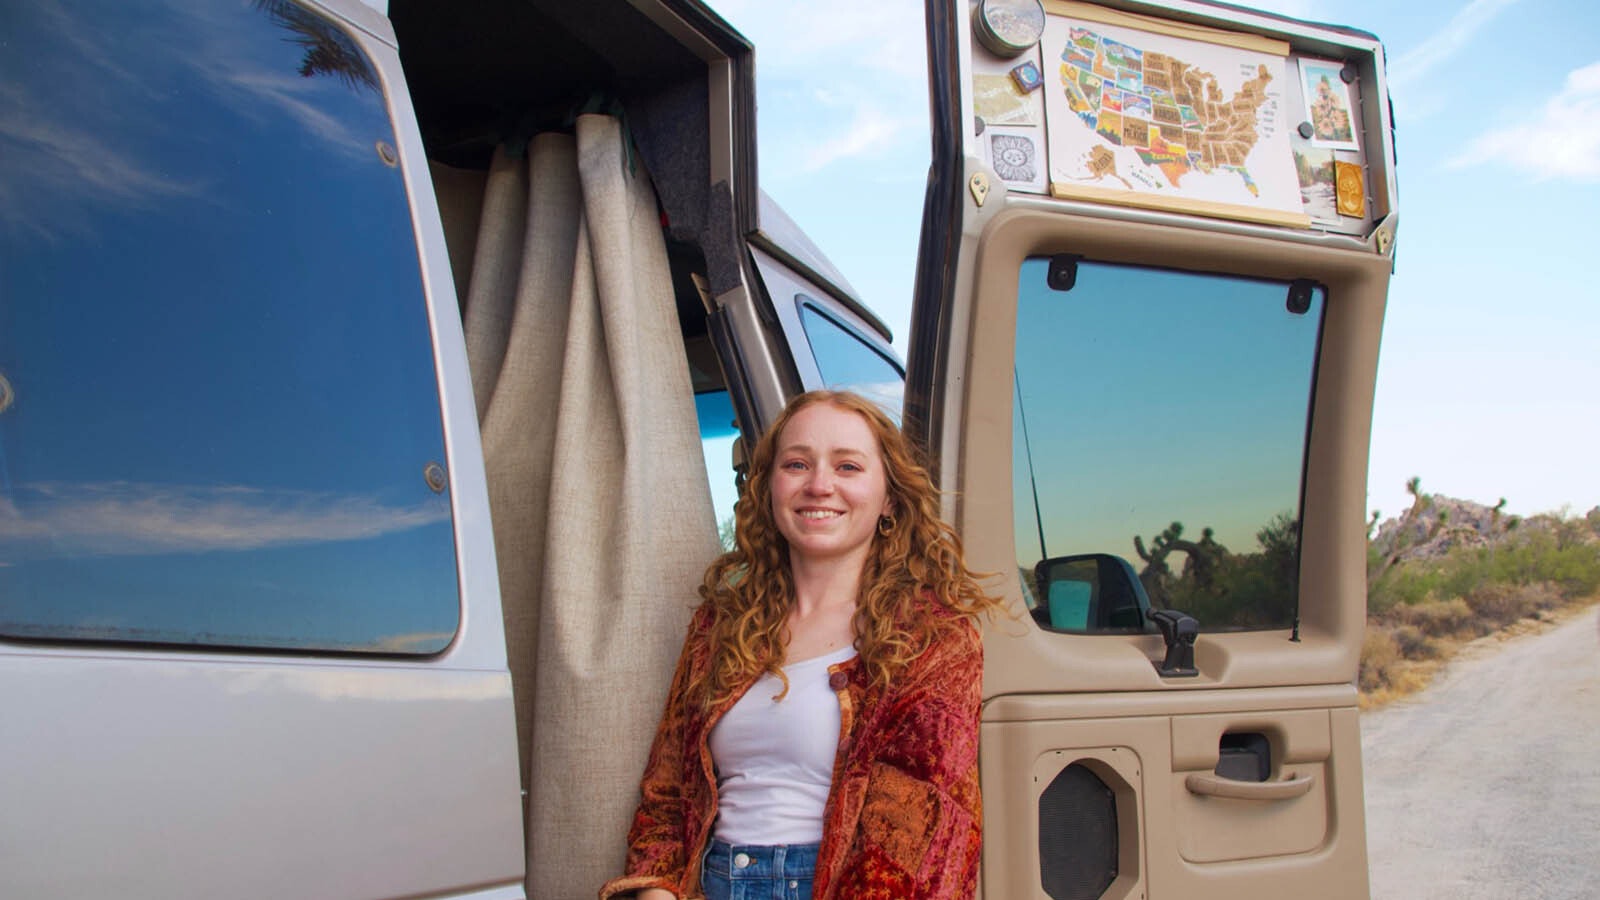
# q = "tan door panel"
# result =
<box><xmin>980</xmin><ymin>700</ymin><xmax>1367</xmax><ymax>898</ymax></box>
<box><xmin>982</xmin><ymin>717</ymin><xmax>1159</xmax><ymax>900</ymax></box>
<box><xmin>911</xmin><ymin>6</ymin><xmax>1398</xmax><ymax>898</ymax></box>
<box><xmin>1171</xmin><ymin>709</ymin><xmax>1331</xmax><ymax>863</ymax></box>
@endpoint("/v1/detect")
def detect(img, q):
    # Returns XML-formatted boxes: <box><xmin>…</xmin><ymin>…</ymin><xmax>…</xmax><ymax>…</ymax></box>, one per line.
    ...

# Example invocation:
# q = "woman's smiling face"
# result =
<box><xmin>769</xmin><ymin>401</ymin><xmax>892</xmax><ymax>570</ymax></box>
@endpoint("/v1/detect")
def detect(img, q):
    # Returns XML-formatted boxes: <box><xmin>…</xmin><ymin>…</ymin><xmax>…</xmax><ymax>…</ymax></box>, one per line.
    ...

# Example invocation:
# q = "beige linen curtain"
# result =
<box><xmin>451</xmin><ymin>114</ymin><xmax>719</xmax><ymax>899</ymax></box>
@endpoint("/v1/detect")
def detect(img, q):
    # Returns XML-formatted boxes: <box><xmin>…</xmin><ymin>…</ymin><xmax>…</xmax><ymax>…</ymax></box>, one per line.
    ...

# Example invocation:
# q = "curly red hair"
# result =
<box><xmin>692</xmin><ymin>390</ymin><xmax>1000</xmax><ymax>708</ymax></box>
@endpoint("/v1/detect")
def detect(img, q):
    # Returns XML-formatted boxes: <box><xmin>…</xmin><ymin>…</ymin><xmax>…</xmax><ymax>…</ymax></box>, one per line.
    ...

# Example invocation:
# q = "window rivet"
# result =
<box><xmin>423</xmin><ymin>461</ymin><xmax>448</xmax><ymax>493</ymax></box>
<box><xmin>376</xmin><ymin>140</ymin><xmax>398</xmax><ymax>167</ymax></box>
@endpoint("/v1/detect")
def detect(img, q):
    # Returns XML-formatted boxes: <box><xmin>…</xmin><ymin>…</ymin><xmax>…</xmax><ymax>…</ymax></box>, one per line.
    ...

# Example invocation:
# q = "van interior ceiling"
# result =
<box><xmin>391</xmin><ymin>0</ymin><xmax>742</xmax><ymax>309</ymax></box>
<box><xmin>390</xmin><ymin>1</ymin><xmax>729</xmax><ymax>895</ymax></box>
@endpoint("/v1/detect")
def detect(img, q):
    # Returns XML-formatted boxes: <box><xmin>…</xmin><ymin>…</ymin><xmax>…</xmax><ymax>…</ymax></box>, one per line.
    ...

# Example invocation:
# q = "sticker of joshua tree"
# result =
<box><xmin>1298</xmin><ymin>58</ymin><xmax>1360</xmax><ymax>152</ymax></box>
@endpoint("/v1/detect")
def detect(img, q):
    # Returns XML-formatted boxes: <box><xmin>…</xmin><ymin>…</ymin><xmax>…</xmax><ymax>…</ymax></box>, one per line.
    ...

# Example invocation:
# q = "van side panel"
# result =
<box><xmin>0</xmin><ymin>653</ymin><xmax>523</xmax><ymax>898</ymax></box>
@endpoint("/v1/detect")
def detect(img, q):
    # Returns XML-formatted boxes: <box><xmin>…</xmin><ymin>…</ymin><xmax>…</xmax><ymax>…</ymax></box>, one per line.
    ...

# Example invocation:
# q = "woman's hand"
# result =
<box><xmin>635</xmin><ymin>889</ymin><xmax>677</xmax><ymax>900</ymax></box>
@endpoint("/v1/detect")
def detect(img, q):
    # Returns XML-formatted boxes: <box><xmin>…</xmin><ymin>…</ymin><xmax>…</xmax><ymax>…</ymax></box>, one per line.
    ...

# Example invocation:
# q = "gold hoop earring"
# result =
<box><xmin>878</xmin><ymin>515</ymin><xmax>895</xmax><ymax>536</ymax></box>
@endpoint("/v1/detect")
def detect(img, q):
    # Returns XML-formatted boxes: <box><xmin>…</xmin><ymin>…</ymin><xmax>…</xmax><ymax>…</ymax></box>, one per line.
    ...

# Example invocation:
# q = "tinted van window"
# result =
<box><xmin>0</xmin><ymin>1</ymin><xmax>459</xmax><ymax>653</ymax></box>
<box><xmin>695</xmin><ymin>390</ymin><xmax>741</xmax><ymax>549</ymax></box>
<box><xmin>798</xmin><ymin>302</ymin><xmax>905</xmax><ymax>418</ymax></box>
<box><xmin>1012</xmin><ymin>258</ymin><xmax>1322</xmax><ymax>632</ymax></box>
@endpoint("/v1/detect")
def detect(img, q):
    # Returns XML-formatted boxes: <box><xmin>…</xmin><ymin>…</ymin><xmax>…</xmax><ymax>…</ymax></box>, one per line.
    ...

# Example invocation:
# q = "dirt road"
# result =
<box><xmin>1362</xmin><ymin>606</ymin><xmax>1600</xmax><ymax>899</ymax></box>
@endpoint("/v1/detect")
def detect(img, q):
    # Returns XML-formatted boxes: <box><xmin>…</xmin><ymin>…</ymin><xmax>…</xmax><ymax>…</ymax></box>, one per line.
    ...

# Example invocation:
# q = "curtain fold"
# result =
<box><xmin>461</xmin><ymin>114</ymin><xmax>719</xmax><ymax>899</ymax></box>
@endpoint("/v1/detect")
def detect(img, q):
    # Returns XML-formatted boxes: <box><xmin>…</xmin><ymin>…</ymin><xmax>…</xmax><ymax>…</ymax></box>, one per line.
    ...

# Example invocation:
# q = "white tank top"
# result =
<box><xmin>708</xmin><ymin>644</ymin><xmax>857</xmax><ymax>844</ymax></box>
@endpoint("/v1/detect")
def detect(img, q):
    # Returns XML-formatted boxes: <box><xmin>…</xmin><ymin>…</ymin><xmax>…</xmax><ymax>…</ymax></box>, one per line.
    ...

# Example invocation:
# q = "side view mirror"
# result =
<box><xmin>1031</xmin><ymin>553</ymin><xmax>1154</xmax><ymax>633</ymax></box>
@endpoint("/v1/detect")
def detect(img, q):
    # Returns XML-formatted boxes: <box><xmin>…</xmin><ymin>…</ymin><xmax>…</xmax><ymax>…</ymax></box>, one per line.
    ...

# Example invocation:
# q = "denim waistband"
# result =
<box><xmin>702</xmin><ymin>838</ymin><xmax>820</xmax><ymax>881</ymax></box>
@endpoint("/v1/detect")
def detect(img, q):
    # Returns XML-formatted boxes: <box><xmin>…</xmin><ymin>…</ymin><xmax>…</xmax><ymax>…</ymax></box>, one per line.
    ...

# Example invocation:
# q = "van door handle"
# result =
<box><xmin>1185</xmin><ymin>772</ymin><xmax>1314</xmax><ymax>800</ymax></box>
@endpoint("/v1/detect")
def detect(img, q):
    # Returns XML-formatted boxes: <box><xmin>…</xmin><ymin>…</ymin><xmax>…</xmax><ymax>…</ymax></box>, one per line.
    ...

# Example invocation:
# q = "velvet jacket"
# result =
<box><xmin>599</xmin><ymin>600</ymin><xmax>984</xmax><ymax>900</ymax></box>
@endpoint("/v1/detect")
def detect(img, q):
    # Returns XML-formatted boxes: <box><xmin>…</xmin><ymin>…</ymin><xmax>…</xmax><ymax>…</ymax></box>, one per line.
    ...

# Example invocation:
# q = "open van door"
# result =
<box><xmin>905</xmin><ymin>2</ymin><xmax>1397</xmax><ymax>898</ymax></box>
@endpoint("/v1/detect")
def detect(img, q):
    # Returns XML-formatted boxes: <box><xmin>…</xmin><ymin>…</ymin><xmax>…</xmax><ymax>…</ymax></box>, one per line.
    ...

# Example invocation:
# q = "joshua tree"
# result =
<box><xmin>1368</xmin><ymin>476</ymin><xmax>1446</xmax><ymax>584</ymax></box>
<box><xmin>1135</xmin><ymin>521</ymin><xmax>1227</xmax><ymax>608</ymax></box>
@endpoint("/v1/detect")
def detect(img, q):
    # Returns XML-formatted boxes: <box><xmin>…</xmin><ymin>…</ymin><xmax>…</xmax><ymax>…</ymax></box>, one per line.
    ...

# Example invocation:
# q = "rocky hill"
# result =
<box><xmin>1371</xmin><ymin>486</ymin><xmax>1600</xmax><ymax>565</ymax></box>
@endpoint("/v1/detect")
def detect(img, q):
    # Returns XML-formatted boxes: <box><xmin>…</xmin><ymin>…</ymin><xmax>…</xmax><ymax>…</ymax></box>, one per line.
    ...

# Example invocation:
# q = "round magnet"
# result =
<box><xmin>973</xmin><ymin>0</ymin><xmax>1046</xmax><ymax>58</ymax></box>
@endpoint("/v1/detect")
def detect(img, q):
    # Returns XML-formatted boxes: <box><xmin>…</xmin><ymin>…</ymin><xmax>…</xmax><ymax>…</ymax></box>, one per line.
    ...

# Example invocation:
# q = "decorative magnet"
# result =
<box><xmin>973</xmin><ymin>0</ymin><xmax>1046</xmax><ymax>58</ymax></box>
<box><xmin>1009</xmin><ymin>60</ymin><xmax>1043</xmax><ymax>93</ymax></box>
<box><xmin>1334</xmin><ymin>160</ymin><xmax>1366</xmax><ymax>217</ymax></box>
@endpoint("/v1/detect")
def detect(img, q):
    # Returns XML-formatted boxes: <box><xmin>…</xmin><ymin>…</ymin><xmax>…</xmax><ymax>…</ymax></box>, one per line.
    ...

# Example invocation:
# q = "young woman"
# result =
<box><xmin>600</xmin><ymin>390</ymin><xmax>1001</xmax><ymax>900</ymax></box>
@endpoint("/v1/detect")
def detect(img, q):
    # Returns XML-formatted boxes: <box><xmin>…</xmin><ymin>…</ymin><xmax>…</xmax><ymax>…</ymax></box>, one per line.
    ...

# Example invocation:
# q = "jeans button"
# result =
<box><xmin>789</xmin><ymin>880</ymin><xmax>798</xmax><ymax>889</ymax></box>
<box><xmin>733</xmin><ymin>852</ymin><xmax>751</xmax><ymax>869</ymax></box>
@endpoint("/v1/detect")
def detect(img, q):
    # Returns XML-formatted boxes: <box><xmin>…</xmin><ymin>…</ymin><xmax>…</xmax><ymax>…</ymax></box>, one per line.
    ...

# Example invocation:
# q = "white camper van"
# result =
<box><xmin>0</xmin><ymin>1</ymin><xmax>1397</xmax><ymax>898</ymax></box>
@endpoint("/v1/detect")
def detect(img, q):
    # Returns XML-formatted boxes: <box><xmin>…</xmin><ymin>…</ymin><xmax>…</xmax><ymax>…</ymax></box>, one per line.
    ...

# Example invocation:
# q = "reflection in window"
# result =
<box><xmin>0</xmin><ymin>1</ymin><xmax>458</xmax><ymax>653</ymax></box>
<box><xmin>798</xmin><ymin>302</ymin><xmax>905</xmax><ymax>419</ymax></box>
<box><xmin>1012</xmin><ymin>258</ymin><xmax>1322</xmax><ymax>632</ymax></box>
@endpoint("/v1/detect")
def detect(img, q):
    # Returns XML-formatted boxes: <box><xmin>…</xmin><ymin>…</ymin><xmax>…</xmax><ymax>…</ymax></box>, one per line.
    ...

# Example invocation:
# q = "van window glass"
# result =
<box><xmin>695</xmin><ymin>390</ymin><xmax>741</xmax><ymax>549</ymax></box>
<box><xmin>1012</xmin><ymin>258</ymin><xmax>1322</xmax><ymax>632</ymax></box>
<box><xmin>0</xmin><ymin>0</ymin><xmax>459</xmax><ymax>654</ymax></box>
<box><xmin>798</xmin><ymin>302</ymin><xmax>905</xmax><ymax>419</ymax></box>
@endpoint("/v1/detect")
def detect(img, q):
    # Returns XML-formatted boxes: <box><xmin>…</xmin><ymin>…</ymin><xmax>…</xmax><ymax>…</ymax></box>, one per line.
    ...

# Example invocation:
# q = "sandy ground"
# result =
<box><xmin>1361</xmin><ymin>604</ymin><xmax>1600</xmax><ymax>899</ymax></box>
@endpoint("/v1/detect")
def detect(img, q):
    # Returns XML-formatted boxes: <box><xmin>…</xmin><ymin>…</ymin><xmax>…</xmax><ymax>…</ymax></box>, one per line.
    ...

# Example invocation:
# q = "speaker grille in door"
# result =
<box><xmin>1038</xmin><ymin>763</ymin><xmax>1118</xmax><ymax>900</ymax></box>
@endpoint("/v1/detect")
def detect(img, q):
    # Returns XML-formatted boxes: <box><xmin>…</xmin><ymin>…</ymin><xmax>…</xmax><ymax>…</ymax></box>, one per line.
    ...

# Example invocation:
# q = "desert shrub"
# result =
<box><xmin>1522</xmin><ymin>580</ymin><xmax>1564</xmax><ymax>612</ymax></box>
<box><xmin>1371</xmin><ymin>525</ymin><xmax>1600</xmax><ymax>619</ymax></box>
<box><xmin>1361</xmin><ymin>494</ymin><xmax>1600</xmax><ymax>703</ymax></box>
<box><xmin>1389</xmin><ymin>623</ymin><xmax>1439</xmax><ymax>660</ymax></box>
<box><xmin>1475</xmin><ymin>533</ymin><xmax>1600</xmax><ymax>596</ymax></box>
<box><xmin>1539</xmin><ymin>543</ymin><xmax>1600</xmax><ymax>596</ymax></box>
<box><xmin>1390</xmin><ymin>597</ymin><xmax>1478</xmax><ymax>639</ymax></box>
<box><xmin>1461</xmin><ymin>584</ymin><xmax>1524</xmax><ymax>627</ymax></box>
<box><xmin>1367</xmin><ymin>564</ymin><xmax>1445</xmax><ymax>614</ymax></box>
<box><xmin>1463</xmin><ymin>581</ymin><xmax>1564</xmax><ymax>628</ymax></box>
<box><xmin>1359</xmin><ymin>626</ymin><xmax>1400</xmax><ymax>693</ymax></box>
<box><xmin>1365</xmin><ymin>580</ymin><xmax>1398</xmax><ymax>616</ymax></box>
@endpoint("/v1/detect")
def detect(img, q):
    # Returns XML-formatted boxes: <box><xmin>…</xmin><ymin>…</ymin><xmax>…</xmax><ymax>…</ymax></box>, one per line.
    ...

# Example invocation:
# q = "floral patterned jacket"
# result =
<box><xmin>599</xmin><ymin>599</ymin><xmax>984</xmax><ymax>900</ymax></box>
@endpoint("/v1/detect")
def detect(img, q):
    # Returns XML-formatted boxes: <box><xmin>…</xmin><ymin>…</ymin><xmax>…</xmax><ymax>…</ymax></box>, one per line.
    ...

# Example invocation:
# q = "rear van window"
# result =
<box><xmin>0</xmin><ymin>0</ymin><xmax>460</xmax><ymax>654</ymax></box>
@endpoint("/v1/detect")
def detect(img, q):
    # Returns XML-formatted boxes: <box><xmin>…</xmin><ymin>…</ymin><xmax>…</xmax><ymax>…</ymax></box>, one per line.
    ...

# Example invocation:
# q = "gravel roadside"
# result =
<box><xmin>1362</xmin><ymin>604</ymin><xmax>1600</xmax><ymax>900</ymax></box>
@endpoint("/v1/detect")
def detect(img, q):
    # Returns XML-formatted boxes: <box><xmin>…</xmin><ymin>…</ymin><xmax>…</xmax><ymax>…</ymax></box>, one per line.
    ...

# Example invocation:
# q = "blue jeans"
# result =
<box><xmin>700</xmin><ymin>838</ymin><xmax>819</xmax><ymax>900</ymax></box>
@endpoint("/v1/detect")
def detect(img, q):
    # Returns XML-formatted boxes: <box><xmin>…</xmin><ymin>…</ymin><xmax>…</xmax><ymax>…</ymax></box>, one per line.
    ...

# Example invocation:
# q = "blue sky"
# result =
<box><xmin>713</xmin><ymin>0</ymin><xmax>1600</xmax><ymax>523</ymax></box>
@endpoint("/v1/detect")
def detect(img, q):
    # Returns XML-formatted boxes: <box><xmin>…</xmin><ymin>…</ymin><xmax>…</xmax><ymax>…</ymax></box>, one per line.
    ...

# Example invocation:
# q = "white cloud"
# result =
<box><xmin>718</xmin><ymin>0</ymin><xmax>926</xmax><ymax>80</ymax></box>
<box><xmin>1447</xmin><ymin>61</ymin><xmax>1600</xmax><ymax>180</ymax></box>
<box><xmin>2</xmin><ymin>0</ymin><xmax>381</xmax><ymax>242</ymax></box>
<box><xmin>0</xmin><ymin>98</ymin><xmax>205</xmax><ymax>241</ymax></box>
<box><xmin>0</xmin><ymin>4</ymin><xmax>209</xmax><ymax>242</ymax></box>
<box><xmin>800</xmin><ymin>102</ymin><xmax>914</xmax><ymax>172</ymax></box>
<box><xmin>715</xmin><ymin>0</ymin><xmax>928</xmax><ymax>174</ymax></box>
<box><xmin>1388</xmin><ymin>0</ymin><xmax>1525</xmax><ymax>89</ymax></box>
<box><xmin>0</xmin><ymin>482</ymin><xmax>449</xmax><ymax>559</ymax></box>
<box><xmin>219</xmin><ymin>68</ymin><xmax>373</xmax><ymax>161</ymax></box>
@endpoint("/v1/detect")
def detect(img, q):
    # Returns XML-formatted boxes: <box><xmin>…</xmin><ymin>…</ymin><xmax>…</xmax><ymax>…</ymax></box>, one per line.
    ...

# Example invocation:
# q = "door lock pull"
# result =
<box><xmin>1185</xmin><ymin>772</ymin><xmax>1315</xmax><ymax>801</ymax></box>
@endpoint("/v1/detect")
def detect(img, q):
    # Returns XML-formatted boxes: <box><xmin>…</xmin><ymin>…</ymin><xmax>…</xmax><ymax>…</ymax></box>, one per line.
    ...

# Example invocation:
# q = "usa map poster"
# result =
<box><xmin>1041</xmin><ymin>6</ymin><xmax>1309</xmax><ymax>227</ymax></box>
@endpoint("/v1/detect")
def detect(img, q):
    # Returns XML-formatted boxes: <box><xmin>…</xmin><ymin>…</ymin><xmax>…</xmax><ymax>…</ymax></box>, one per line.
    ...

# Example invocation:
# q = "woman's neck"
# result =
<box><xmin>787</xmin><ymin>552</ymin><xmax>867</xmax><ymax>618</ymax></box>
<box><xmin>783</xmin><ymin>552</ymin><xmax>867</xmax><ymax>661</ymax></box>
